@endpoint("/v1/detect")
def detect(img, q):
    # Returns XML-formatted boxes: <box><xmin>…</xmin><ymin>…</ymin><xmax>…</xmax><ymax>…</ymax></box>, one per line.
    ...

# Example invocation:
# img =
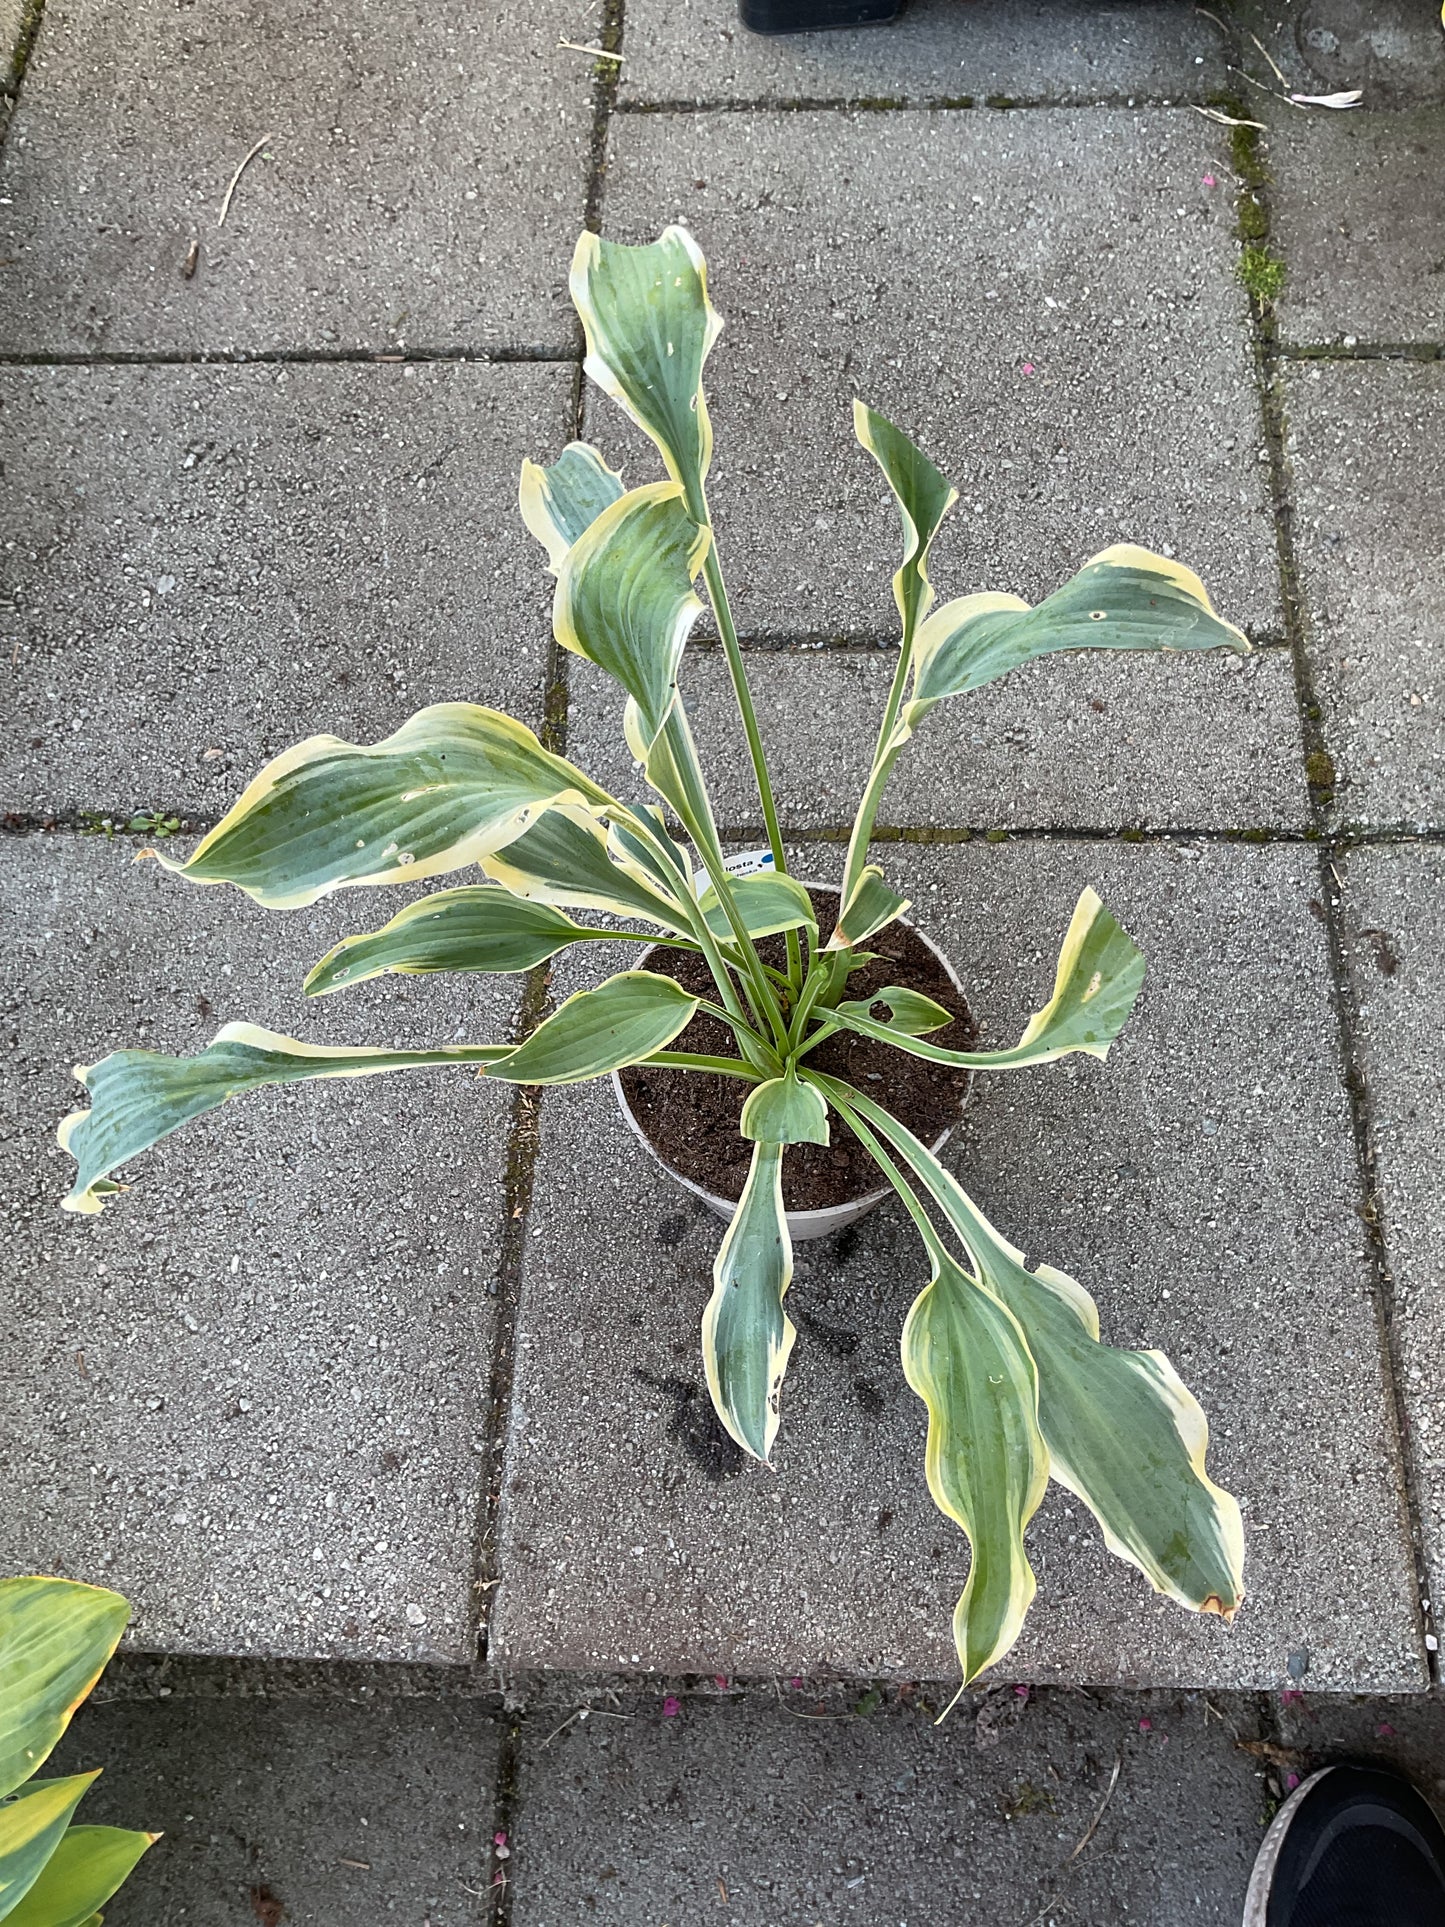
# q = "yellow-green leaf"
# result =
<box><xmin>902</xmin><ymin>1240</ymin><xmax>1047</xmax><ymax>1685</ymax></box>
<box><xmin>519</xmin><ymin>441</ymin><xmax>626</xmax><ymax>571</ymax></box>
<box><xmin>571</xmin><ymin>226</ymin><xmax>722</xmax><ymax>496</ymax></box>
<box><xmin>0</xmin><ymin>1580</ymin><xmax>129</xmax><ymax>1801</ymax></box>
<box><xmin>4</xmin><ymin>1826</ymin><xmax>158</xmax><ymax>1927</ymax></box>
<box><xmin>740</xmin><ymin>1071</ymin><xmax>829</xmax><ymax>1147</ymax></box>
<box><xmin>158</xmin><ymin>704</ymin><xmax>610</xmax><ymax>911</ymax></box>
<box><xmin>904</xmin><ymin>545</ymin><xmax>1249</xmax><ymax>730</ymax></box>
<box><xmin>304</xmin><ymin>889</ymin><xmax>601</xmax><ymax>996</ymax></box>
<box><xmin>0</xmin><ymin>1777</ymin><xmax>98</xmax><ymax>1920</ymax></box>
<box><xmin>702</xmin><ymin>1142</ymin><xmax>795</xmax><ymax>1461</ymax></box>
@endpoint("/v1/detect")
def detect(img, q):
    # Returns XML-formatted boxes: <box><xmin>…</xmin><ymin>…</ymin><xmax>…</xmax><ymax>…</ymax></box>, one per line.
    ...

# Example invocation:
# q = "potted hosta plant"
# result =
<box><xmin>57</xmin><ymin>226</ymin><xmax>1246</xmax><ymax>1689</ymax></box>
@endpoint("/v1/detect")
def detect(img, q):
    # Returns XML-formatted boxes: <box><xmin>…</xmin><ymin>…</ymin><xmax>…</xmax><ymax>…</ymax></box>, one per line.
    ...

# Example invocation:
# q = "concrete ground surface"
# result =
<box><xmin>3</xmin><ymin>0</ymin><xmax>1443</xmax><ymax>1919</ymax></box>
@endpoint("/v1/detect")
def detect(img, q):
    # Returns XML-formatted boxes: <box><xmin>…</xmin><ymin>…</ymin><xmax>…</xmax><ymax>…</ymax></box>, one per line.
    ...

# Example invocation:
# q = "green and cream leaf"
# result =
<box><xmin>481</xmin><ymin>802</ymin><xmax>693</xmax><ymax>935</ymax></box>
<box><xmin>903</xmin><ymin>545</ymin><xmax>1250</xmax><ymax>734</ymax></box>
<box><xmin>157</xmin><ymin>705</ymin><xmax>612</xmax><ymax>911</ymax></box>
<box><xmin>305</xmin><ymin>889</ymin><xmax>604</xmax><ymax>995</ymax></box>
<box><xmin>817</xmin><ymin>1083</ymin><xmax>1246</xmax><ymax>1624</ymax></box>
<box><xmin>853</xmin><ymin>400</ymin><xmax>957</xmax><ymax>640</ymax></box>
<box><xmin>830</xmin><ymin>891</ymin><xmax>1144</xmax><ymax>1071</ymax></box>
<box><xmin>702</xmin><ymin>1142</ymin><xmax>795</xmax><ymax>1461</ymax></box>
<box><xmin>825</xmin><ymin>864</ymin><xmax>911</xmax><ymax>952</ymax></box>
<box><xmin>901</xmin><ymin>1236</ymin><xmax>1048</xmax><ymax>1685</ymax></box>
<box><xmin>740</xmin><ymin>1071</ymin><xmax>829</xmax><ymax>1146</ymax></box>
<box><xmin>59</xmin><ymin>974</ymin><xmax>699</xmax><ymax>1215</ymax></box>
<box><xmin>570</xmin><ymin>226</ymin><xmax>721</xmax><ymax>495</ymax></box>
<box><xmin>519</xmin><ymin>441</ymin><xmax>626</xmax><ymax>571</ymax></box>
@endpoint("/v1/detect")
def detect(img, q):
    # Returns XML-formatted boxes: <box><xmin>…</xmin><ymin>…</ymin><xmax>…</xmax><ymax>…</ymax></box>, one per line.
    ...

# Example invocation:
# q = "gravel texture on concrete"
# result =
<box><xmin>1</xmin><ymin>834</ymin><xmax>519</xmax><ymax>1660</ymax></box>
<box><xmin>1270</xmin><ymin>108</ymin><xmax>1445</xmax><ymax>346</ymax></box>
<box><xmin>1</xmin><ymin>361</ymin><xmax>570</xmax><ymax>819</ymax></box>
<box><xmin>511</xmin><ymin>1687</ymin><xmax>1269</xmax><ymax>1927</ymax></box>
<box><xmin>616</xmin><ymin>0</ymin><xmax>1230</xmax><ymax>108</ymax></box>
<box><xmin>568</xmin><ymin>643</ymin><xmax>1307</xmax><ymax>832</ymax></box>
<box><xmin>1340</xmin><ymin>846</ymin><xmax>1445</xmax><ymax>1656</ymax></box>
<box><xmin>1275</xmin><ymin>1688</ymin><xmax>1445</xmax><ymax>1805</ymax></box>
<box><xmin>1238</xmin><ymin>0</ymin><xmax>1445</xmax><ymax>108</ymax></box>
<box><xmin>49</xmin><ymin>1695</ymin><xmax>503</xmax><ymax>1927</ymax></box>
<box><xmin>588</xmin><ymin>106</ymin><xmax>1280</xmax><ymax>638</ymax></box>
<box><xmin>491</xmin><ymin>839</ymin><xmax>1424</xmax><ymax>1690</ymax></box>
<box><xmin>1285</xmin><ymin>359</ymin><xmax>1445</xmax><ymax>829</ymax></box>
<box><xmin>0</xmin><ymin>0</ymin><xmax>597</xmax><ymax>355</ymax></box>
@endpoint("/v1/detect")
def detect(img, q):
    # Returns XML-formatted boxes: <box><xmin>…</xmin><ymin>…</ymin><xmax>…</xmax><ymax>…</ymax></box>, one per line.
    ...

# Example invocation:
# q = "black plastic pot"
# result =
<box><xmin>740</xmin><ymin>0</ymin><xmax>906</xmax><ymax>35</ymax></box>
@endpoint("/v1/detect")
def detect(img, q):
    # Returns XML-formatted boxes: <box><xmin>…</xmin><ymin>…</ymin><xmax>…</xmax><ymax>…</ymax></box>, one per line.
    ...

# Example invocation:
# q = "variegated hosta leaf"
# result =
<box><xmin>607</xmin><ymin>806</ymin><xmax>692</xmax><ymax>899</ymax></box>
<box><xmin>495</xmin><ymin>970</ymin><xmax>698</xmax><ymax>1085</ymax></box>
<box><xmin>59</xmin><ymin>974</ymin><xmax>698</xmax><ymax>1216</ymax></box>
<box><xmin>157</xmin><ymin>704</ymin><xmax>611</xmax><ymax>911</ymax></box>
<box><xmin>830</xmin><ymin>890</ymin><xmax>1145</xmax><ymax>1072</ymax></box>
<box><xmin>304</xmin><ymin>889</ymin><xmax>601</xmax><ymax>996</ymax></box>
<box><xmin>553</xmin><ymin>483</ymin><xmax>708</xmax><ymax>749</ymax></box>
<box><xmin>0</xmin><ymin>1579</ymin><xmax>129</xmax><ymax>1800</ymax></box>
<box><xmin>0</xmin><ymin>1775</ymin><xmax>99</xmax><ymax>1919</ymax></box>
<box><xmin>699</xmin><ymin>872</ymin><xmax>818</xmax><ymax>946</ymax></box>
<box><xmin>902</xmin><ymin>1239</ymin><xmax>1048</xmax><ymax>1684</ymax></box>
<box><xmin>828</xmin><ymin>1084</ymin><xmax>1245</xmax><ymax>1622</ymax></box>
<box><xmin>519</xmin><ymin>441</ymin><xmax>625</xmax><ymax>571</ymax></box>
<box><xmin>834</xmin><ymin>985</ymin><xmax>953</xmax><ymax>1037</ymax></box>
<box><xmin>702</xmin><ymin>1142</ymin><xmax>796</xmax><ymax>1461</ymax></box>
<box><xmin>902</xmin><ymin>545</ymin><xmax>1249</xmax><ymax>736</ymax></box>
<box><xmin>853</xmin><ymin>399</ymin><xmax>958</xmax><ymax>638</ymax></box>
<box><xmin>481</xmin><ymin>801</ymin><xmax>692</xmax><ymax>936</ymax></box>
<box><xmin>824</xmin><ymin>863</ymin><xmax>910</xmax><ymax>952</ymax></box>
<box><xmin>58</xmin><ymin>1027</ymin><xmax>515</xmax><ymax>1215</ymax></box>
<box><xmin>571</xmin><ymin>225</ymin><xmax>722</xmax><ymax>496</ymax></box>
<box><xmin>4</xmin><ymin>1825</ymin><xmax>158</xmax><ymax>1927</ymax></box>
<box><xmin>740</xmin><ymin>1071</ymin><xmax>829</xmax><ymax>1146</ymax></box>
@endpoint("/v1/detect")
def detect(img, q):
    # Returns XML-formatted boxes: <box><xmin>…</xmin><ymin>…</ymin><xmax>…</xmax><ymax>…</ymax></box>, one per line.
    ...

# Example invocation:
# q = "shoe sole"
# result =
<box><xmin>1241</xmin><ymin>1765</ymin><xmax>1339</xmax><ymax>1926</ymax></box>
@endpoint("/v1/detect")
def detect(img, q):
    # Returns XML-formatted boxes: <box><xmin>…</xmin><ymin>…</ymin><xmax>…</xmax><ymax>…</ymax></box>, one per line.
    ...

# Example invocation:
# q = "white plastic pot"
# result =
<box><xmin>612</xmin><ymin>891</ymin><xmax>971</xmax><ymax>1243</ymax></box>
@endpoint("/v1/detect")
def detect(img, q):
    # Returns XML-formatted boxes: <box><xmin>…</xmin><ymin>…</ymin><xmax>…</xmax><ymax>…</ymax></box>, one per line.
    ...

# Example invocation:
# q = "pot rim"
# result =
<box><xmin>611</xmin><ymin>878</ymin><xmax>971</xmax><ymax>1235</ymax></box>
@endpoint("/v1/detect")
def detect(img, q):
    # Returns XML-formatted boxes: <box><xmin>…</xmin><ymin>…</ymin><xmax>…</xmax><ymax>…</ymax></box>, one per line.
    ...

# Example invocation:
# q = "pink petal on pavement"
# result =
<box><xmin>662</xmin><ymin>1695</ymin><xmax>682</xmax><ymax>1717</ymax></box>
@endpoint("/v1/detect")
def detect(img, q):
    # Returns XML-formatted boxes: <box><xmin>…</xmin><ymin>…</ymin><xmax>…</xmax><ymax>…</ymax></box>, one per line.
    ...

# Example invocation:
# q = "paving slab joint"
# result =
<box><xmin>2</xmin><ymin>0</ymin><xmax>43</xmax><ymax>96</ymax></box>
<box><xmin>0</xmin><ymin>346</ymin><xmax>579</xmax><ymax>369</ymax></box>
<box><xmin>1282</xmin><ymin>343</ymin><xmax>1445</xmax><ymax>364</ymax></box>
<box><xmin>472</xmin><ymin>963</ymin><xmax>560</xmax><ymax>1654</ymax></box>
<box><xmin>618</xmin><ymin>90</ymin><xmax>1227</xmax><ymax>117</ymax></box>
<box><xmin>485</xmin><ymin>1716</ymin><xmax>523</xmax><ymax>1927</ymax></box>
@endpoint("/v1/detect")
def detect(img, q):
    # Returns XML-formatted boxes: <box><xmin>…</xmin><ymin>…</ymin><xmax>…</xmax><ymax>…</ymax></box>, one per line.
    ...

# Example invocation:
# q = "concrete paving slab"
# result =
<box><xmin>491</xmin><ymin>838</ymin><xmax>1424</xmax><ymax>1689</ymax></box>
<box><xmin>1270</xmin><ymin>109</ymin><xmax>1445</xmax><ymax>346</ymax></box>
<box><xmin>1238</xmin><ymin>0</ymin><xmax>1445</xmax><ymax>111</ymax></box>
<box><xmin>1</xmin><ymin>361</ymin><xmax>570</xmax><ymax>819</ymax></box>
<box><xmin>0</xmin><ymin>0</ymin><xmax>596</xmax><ymax>355</ymax></box>
<box><xmin>568</xmin><ymin>643</ymin><xmax>1307</xmax><ymax>832</ymax></box>
<box><xmin>1</xmin><ymin>832</ymin><xmax>520</xmax><ymax>1660</ymax></box>
<box><xmin>1275</xmin><ymin>1689</ymin><xmax>1445</xmax><ymax>1806</ymax></box>
<box><xmin>1285</xmin><ymin>359</ymin><xmax>1445</xmax><ymax>829</ymax></box>
<box><xmin>590</xmin><ymin>106</ymin><xmax>1280</xmax><ymax>638</ymax></box>
<box><xmin>616</xmin><ymin>0</ymin><xmax>1230</xmax><ymax>110</ymax></box>
<box><xmin>511</xmin><ymin>1687</ymin><xmax>1269</xmax><ymax>1927</ymax></box>
<box><xmin>48</xmin><ymin>1694</ymin><xmax>502</xmax><ymax>1927</ymax></box>
<box><xmin>1340</xmin><ymin>845</ymin><xmax>1445</xmax><ymax>1652</ymax></box>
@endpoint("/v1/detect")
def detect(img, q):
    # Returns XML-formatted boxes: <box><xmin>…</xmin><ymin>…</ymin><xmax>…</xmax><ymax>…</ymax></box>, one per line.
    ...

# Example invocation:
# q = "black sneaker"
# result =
<box><xmin>1244</xmin><ymin>1764</ymin><xmax>1445</xmax><ymax>1926</ymax></box>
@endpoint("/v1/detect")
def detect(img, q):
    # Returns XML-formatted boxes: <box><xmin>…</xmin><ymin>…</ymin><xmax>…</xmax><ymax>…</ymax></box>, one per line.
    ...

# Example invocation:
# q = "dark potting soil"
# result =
<box><xmin>618</xmin><ymin>887</ymin><xmax>975</xmax><ymax>1212</ymax></box>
